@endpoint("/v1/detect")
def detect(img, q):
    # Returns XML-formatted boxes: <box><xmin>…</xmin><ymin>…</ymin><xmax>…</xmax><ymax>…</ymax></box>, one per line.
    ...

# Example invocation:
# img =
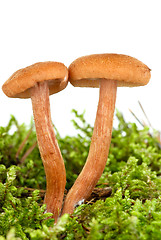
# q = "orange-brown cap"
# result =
<box><xmin>69</xmin><ymin>54</ymin><xmax>151</xmax><ymax>87</ymax></box>
<box><xmin>2</xmin><ymin>61</ymin><xmax>68</xmax><ymax>98</ymax></box>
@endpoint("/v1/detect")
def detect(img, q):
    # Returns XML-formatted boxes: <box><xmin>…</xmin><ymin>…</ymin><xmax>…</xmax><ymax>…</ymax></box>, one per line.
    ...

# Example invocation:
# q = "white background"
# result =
<box><xmin>0</xmin><ymin>0</ymin><xmax>160</xmax><ymax>136</ymax></box>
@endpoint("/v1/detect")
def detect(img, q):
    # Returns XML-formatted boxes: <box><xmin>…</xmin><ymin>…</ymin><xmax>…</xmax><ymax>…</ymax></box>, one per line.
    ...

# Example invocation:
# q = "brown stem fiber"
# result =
<box><xmin>61</xmin><ymin>79</ymin><xmax>117</xmax><ymax>214</ymax></box>
<box><xmin>31</xmin><ymin>81</ymin><xmax>66</xmax><ymax>221</ymax></box>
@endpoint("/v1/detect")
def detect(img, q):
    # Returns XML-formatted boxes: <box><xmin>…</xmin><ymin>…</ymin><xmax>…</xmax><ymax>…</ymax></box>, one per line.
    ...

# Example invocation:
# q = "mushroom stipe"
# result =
<box><xmin>62</xmin><ymin>79</ymin><xmax>117</xmax><ymax>214</ymax></box>
<box><xmin>31</xmin><ymin>81</ymin><xmax>66</xmax><ymax>220</ymax></box>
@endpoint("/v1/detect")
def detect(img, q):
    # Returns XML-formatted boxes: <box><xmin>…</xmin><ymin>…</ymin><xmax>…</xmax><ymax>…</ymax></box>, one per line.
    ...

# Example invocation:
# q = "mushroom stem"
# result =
<box><xmin>31</xmin><ymin>81</ymin><xmax>66</xmax><ymax>221</ymax></box>
<box><xmin>61</xmin><ymin>79</ymin><xmax>117</xmax><ymax>214</ymax></box>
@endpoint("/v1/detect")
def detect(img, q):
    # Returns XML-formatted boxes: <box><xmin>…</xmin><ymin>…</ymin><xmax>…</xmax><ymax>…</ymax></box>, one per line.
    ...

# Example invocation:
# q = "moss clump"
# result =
<box><xmin>0</xmin><ymin>110</ymin><xmax>161</xmax><ymax>239</ymax></box>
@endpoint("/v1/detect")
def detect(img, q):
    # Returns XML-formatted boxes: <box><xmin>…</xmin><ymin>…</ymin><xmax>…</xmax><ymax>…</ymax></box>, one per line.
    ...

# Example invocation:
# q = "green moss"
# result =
<box><xmin>0</xmin><ymin>110</ymin><xmax>161</xmax><ymax>239</ymax></box>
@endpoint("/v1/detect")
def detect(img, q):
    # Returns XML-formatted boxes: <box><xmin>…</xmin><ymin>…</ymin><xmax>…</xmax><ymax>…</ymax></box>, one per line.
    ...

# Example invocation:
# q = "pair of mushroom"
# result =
<box><xmin>2</xmin><ymin>54</ymin><xmax>151</xmax><ymax>222</ymax></box>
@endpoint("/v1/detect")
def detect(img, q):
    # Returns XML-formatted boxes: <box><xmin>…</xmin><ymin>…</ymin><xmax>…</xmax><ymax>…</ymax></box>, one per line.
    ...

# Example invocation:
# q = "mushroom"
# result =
<box><xmin>2</xmin><ymin>61</ymin><xmax>68</xmax><ymax>221</ymax></box>
<box><xmin>61</xmin><ymin>53</ymin><xmax>151</xmax><ymax>214</ymax></box>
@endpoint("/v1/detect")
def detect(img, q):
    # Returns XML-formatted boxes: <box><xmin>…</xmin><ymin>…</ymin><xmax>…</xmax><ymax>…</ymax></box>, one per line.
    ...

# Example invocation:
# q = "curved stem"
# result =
<box><xmin>61</xmin><ymin>79</ymin><xmax>117</xmax><ymax>214</ymax></box>
<box><xmin>31</xmin><ymin>81</ymin><xmax>66</xmax><ymax>221</ymax></box>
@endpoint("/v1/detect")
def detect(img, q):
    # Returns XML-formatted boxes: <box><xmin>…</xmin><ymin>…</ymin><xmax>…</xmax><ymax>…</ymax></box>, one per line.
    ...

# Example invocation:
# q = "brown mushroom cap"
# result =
<box><xmin>2</xmin><ymin>61</ymin><xmax>68</xmax><ymax>98</ymax></box>
<box><xmin>69</xmin><ymin>54</ymin><xmax>151</xmax><ymax>87</ymax></box>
